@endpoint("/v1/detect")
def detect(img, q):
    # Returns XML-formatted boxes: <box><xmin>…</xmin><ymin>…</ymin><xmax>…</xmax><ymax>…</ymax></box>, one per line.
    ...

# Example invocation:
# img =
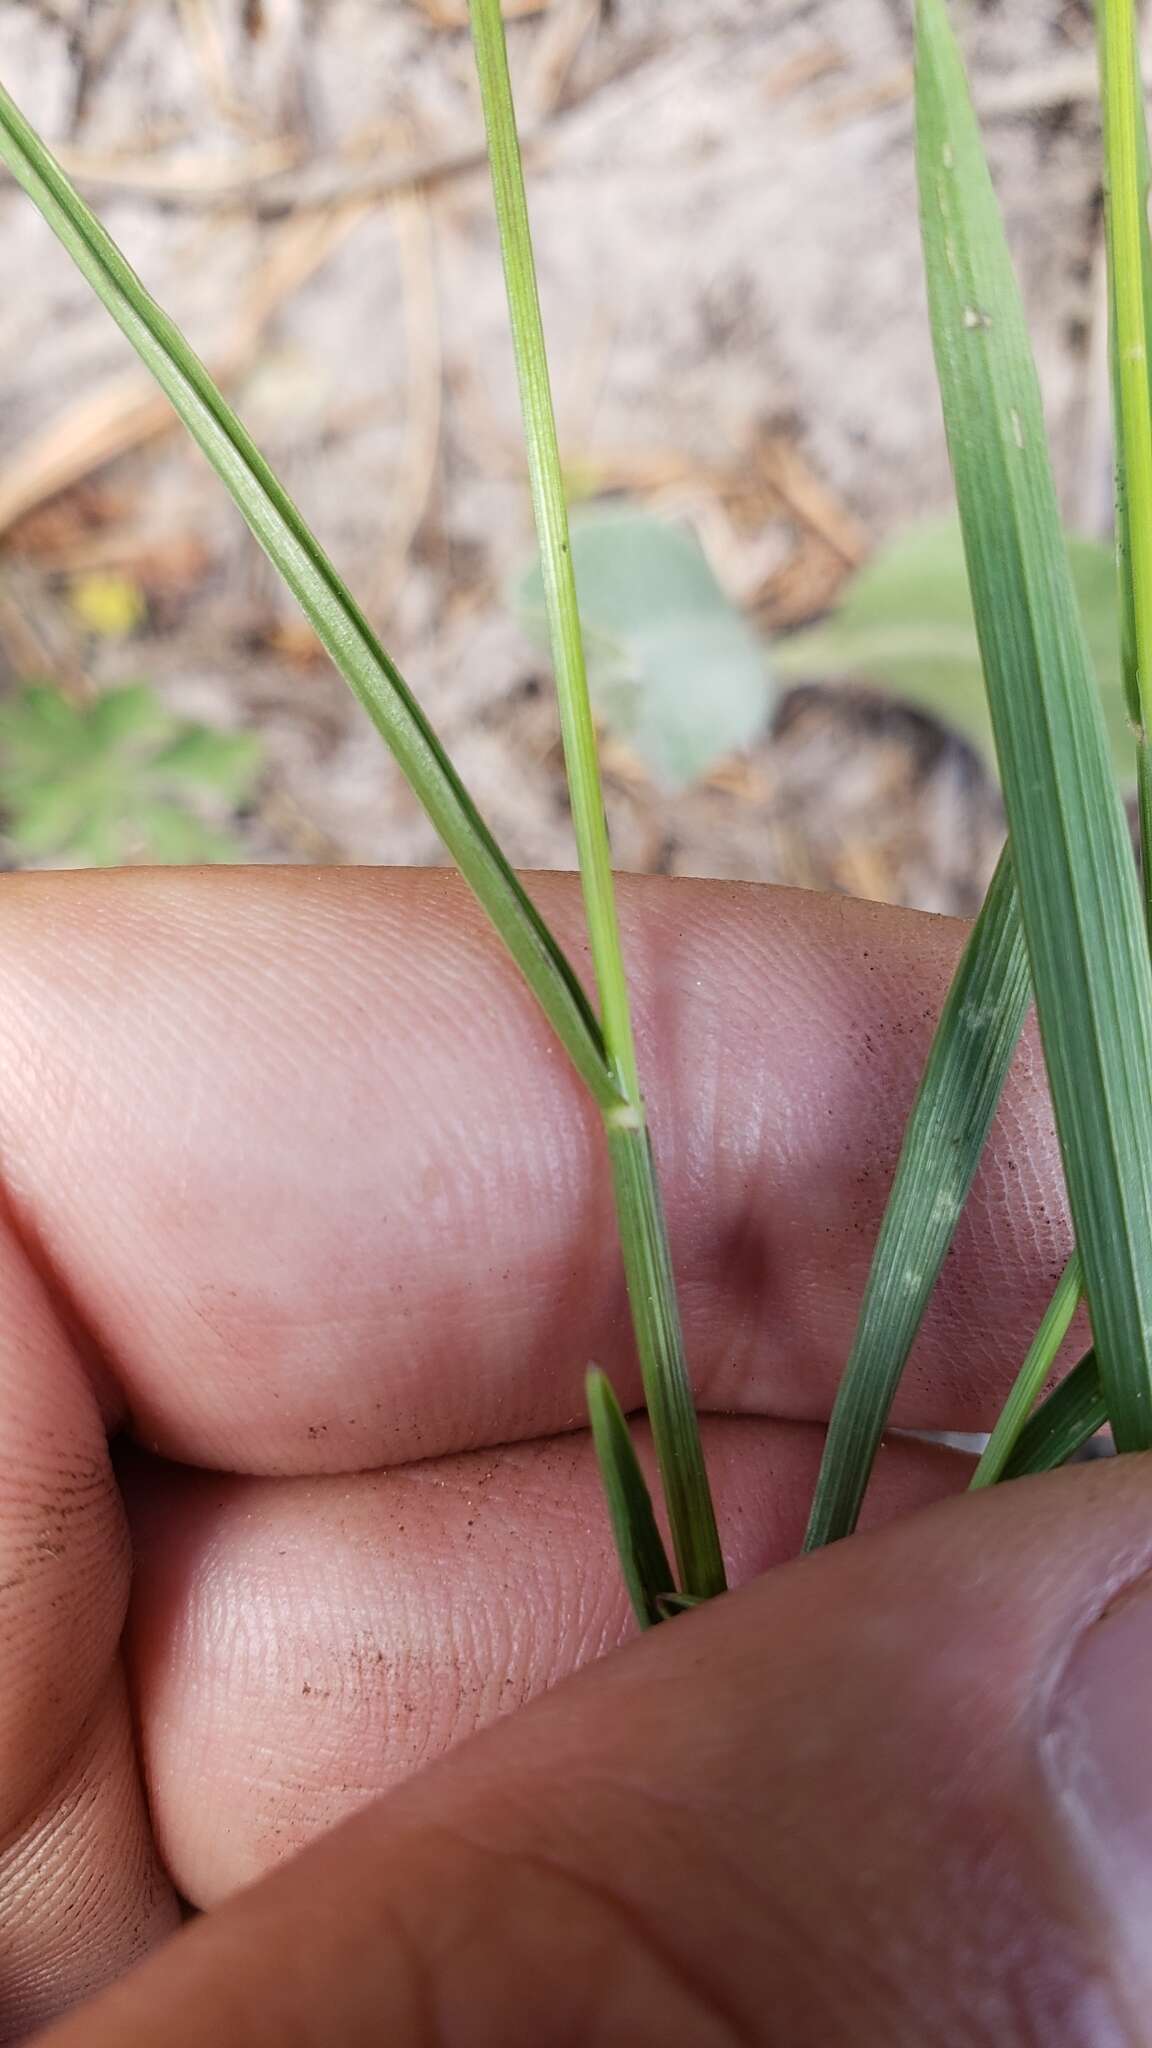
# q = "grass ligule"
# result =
<box><xmin>805</xmin><ymin>845</ymin><xmax>1029</xmax><ymax>1549</ymax></box>
<box><xmin>917</xmin><ymin>0</ymin><xmax>1152</xmax><ymax>1453</ymax></box>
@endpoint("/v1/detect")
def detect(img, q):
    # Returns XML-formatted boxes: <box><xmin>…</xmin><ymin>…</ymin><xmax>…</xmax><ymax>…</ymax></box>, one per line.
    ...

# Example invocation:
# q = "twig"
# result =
<box><xmin>416</xmin><ymin>0</ymin><xmax>547</xmax><ymax>24</ymax></box>
<box><xmin>37</xmin><ymin>137</ymin><xmax>305</xmax><ymax>198</ymax></box>
<box><xmin>813</xmin><ymin>51</ymin><xmax>1114</xmax><ymax>132</ymax></box>
<box><xmin>757</xmin><ymin>439</ymin><xmax>869</xmax><ymax>567</ymax></box>
<box><xmin>763</xmin><ymin>43</ymin><xmax>846</xmax><ymax>100</ymax></box>
<box><xmin>177</xmin><ymin>0</ymin><xmax>263</xmax><ymax>134</ymax></box>
<box><xmin>525</xmin><ymin>0</ymin><xmax>602</xmax><ymax>119</ymax></box>
<box><xmin>0</xmin><ymin>203</ymin><xmax>369</xmax><ymax>538</ymax></box>
<box><xmin>2</xmin><ymin>129</ymin><xmax>482</xmax><ymax>213</ymax></box>
<box><xmin>0</xmin><ymin>375</ymin><xmax>179</xmax><ymax>538</ymax></box>
<box><xmin>0</xmin><ymin>36</ymin><xmax>648</xmax><ymax>215</ymax></box>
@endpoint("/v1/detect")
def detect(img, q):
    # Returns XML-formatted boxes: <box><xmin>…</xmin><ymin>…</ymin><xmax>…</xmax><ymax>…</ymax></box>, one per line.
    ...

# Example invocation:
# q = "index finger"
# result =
<box><xmin>0</xmin><ymin>867</ymin><xmax>1070</xmax><ymax>1472</ymax></box>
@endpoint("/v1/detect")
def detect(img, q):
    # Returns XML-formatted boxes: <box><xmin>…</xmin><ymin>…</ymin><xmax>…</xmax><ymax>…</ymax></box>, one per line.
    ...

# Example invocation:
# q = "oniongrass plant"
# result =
<box><xmin>2</xmin><ymin>0</ymin><xmax>1151</xmax><ymax>1622</ymax></box>
<box><xmin>810</xmin><ymin>0</ymin><xmax>1152</xmax><ymax>1550</ymax></box>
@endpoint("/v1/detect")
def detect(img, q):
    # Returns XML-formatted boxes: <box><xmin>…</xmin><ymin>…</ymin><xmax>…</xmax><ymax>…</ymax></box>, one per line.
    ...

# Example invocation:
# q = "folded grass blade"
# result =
<box><xmin>969</xmin><ymin>1250</ymin><xmax>1082</xmax><ymax>1488</ymax></box>
<box><xmin>1000</xmin><ymin>1350</ymin><xmax>1108</xmax><ymax>1481</ymax></box>
<box><xmin>804</xmin><ymin>845</ymin><xmax>1029</xmax><ymax>1549</ymax></box>
<box><xmin>917</xmin><ymin>0</ymin><xmax>1152</xmax><ymax>1452</ymax></box>
<box><xmin>0</xmin><ymin>79</ymin><xmax>616</xmax><ymax>1111</ymax></box>
<box><xmin>586</xmin><ymin>1370</ymin><xmax>676</xmax><ymax>1630</ymax></box>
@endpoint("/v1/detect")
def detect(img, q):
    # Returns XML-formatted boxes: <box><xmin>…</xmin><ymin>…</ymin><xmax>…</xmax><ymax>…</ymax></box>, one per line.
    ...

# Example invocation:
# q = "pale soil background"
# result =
<box><xmin>0</xmin><ymin>0</ymin><xmax>1116</xmax><ymax>909</ymax></box>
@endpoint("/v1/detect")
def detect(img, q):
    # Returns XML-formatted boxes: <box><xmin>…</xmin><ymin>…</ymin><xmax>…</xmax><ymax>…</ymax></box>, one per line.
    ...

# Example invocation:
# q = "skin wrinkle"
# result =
<box><xmin>123</xmin><ymin>1421</ymin><xmax>968</xmax><ymax>1906</ymax></box>
<box><xmin>0</xmin><ymin>1671</ymin><xmax>176</xmax><ymax>2034</ymax></box>
<box><xmin>494</xmin><ymin>1843</ymin><xmax>756</xmax><ymax>2048</ymax></box>
<box><xmin>0</xmin><ymin>1280</ymin><xmax>127</xmax><ymax>1856</ymax></box>
<box><xmin>370</xmin><ymin>1811</ymin><xmax>745</xmax><ymax>2048</ymax></box>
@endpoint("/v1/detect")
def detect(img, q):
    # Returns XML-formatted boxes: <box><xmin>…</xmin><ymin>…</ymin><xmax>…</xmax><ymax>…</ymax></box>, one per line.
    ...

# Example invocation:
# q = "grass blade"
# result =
<box><xmin>468</xmin><ymin>0</ymin><xmax>639</xmax><ymax>1108</ymax></box>
<box><xmin>586</xmin><ymin>1369</ymin><xmax>675</xmax><ymax>1630</ymax></box>
<box><xmin>1000</xmin><ymin>1349</ymin><xmax>1107</xmax><ymax>1481</ymax></box>
<box><xmin>0</xmin><ymin>79</ymin><xmax>617</xmax><ymax>1111</ymax></box>
<box><xmin>468</xmin><ymin>0</ymin><xmax>724</xmax><ymax>1601</ymax></box>
<box><xmin>804</xmin><ymin>844</ymin><xmax>1029</xmax><ymax>1549</ymax></box>
<box><xmin>1098</xmin><ymin>0</ymin><xmax>1152</xmax><ymax>943</ymax></box>
<box><xmin>917</xmin><ymin>0</ymin><xmax>1152</xmax><ymax>1452</ymax></box>
<box><xmin>656</xmin><ymin>1593</ymin><xmax>706</xmax><ymax>1617</ymax></box>
<box><xmin>969</xmin><ymin>1250</ymin><xmax>1082</xmax><ymax>1488</ymax></box>
<box><xmin>604</xmin><ymin>1121</ymin><xmax>724</xmax><ymax>1597</ymax></box>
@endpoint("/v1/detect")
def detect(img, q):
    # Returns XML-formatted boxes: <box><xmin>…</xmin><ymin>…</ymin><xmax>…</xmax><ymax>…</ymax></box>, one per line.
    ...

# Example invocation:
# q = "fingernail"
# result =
<box><xmin>1045</xmin><ymin>1581</ymin><xmax>1152</xmax><ymax>2009</ymax></box>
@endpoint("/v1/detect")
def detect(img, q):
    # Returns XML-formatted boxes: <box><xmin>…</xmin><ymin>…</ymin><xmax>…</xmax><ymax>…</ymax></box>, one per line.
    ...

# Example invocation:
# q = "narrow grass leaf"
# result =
<box><xmin>468</xmin><ymin>0</ymin><xmax>639</xmax><ymax>1105</ymax></box>
<box><xmin>917</xmin><ymin>0</ymin><xmax>1152</xmax><ymax>1451</ymax></box>
<box><xmin>804</xmin><ymin>843</ymin><xmax>1029</xmax><ymax>1549</ymax></box>
<box><xmin>586</xmin><ymin>1370</ymin><xmax>676</xmax><ymax>1631</ymax></box>
<box><xmin>1098</xmin><ymin>0</ymin><xmax>1152</xmax><ymax>941</ymax></box>
<box><xmin>605</xmin><ymin>1122</ymin><xmax>726</xmax><ymax>1598</ymax></box>
<box><xmin>655</xmin><ymin>1593</ymin><xmax>706</xmax><ymax>1617</ymax></box>
<box><xmin>0</xmin><ymin>79</ymin><xmax>615</xmax><ymax>1111</ymax></box>
<box><xmin>969</xmin><ymin>1250</ymin><xmax>1082</xmax><ymax>1488</ymax></box>
<box><xmin>469</xmin><ymin>0</ymin><xmax>724</xmax><ymax>1602</ymax></box>
<box><xmin>1000</xmin><ymin>1349</ymin><xmax>1108</xmax><ymax>1481</ymax></box>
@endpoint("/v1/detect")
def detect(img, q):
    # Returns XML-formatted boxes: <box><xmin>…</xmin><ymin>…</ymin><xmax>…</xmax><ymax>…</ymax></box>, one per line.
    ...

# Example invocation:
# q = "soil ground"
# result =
<box><xmin>0</xmin><ymin>0</ymin><xmax>1114</xmax><ymax>911</ymax></box>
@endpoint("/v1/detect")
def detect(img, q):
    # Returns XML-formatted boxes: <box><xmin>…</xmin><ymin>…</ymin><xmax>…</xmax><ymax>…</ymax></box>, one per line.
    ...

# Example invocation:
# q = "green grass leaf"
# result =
<box><xmin>1000</xmin><ymin>1349</ymin><xmax>1108</xmax><ymax>1480</ymax></box>
<box><xmin>805</xmin><ymin>844</ymin><xmax>1030</xmax><ymax>1548</ymax></box>
<box><xmin>1097</xmin><ymin>0</ymin><xmax>1152</xmax><ymax>938</ymax></box>
<box><xmin>969</xmin><ymin>1249</ymin><xmax>1082</xmax><ymax>1488</ymax></box>
<box><xmin>776</xmin><ymin>518</ymin><xmax>1128</xmax><ymax>778</ymax></box>
<box><xmin>0</xmin><ymin>75</ymin><xmax>615</xmax><ymax>1113</ymax></box>
<box><xmin>469</xmin><ymin>0</ymin><xmax>724</xmax><ymax>1602</ymax></box>
<box><xmin>916</xmin><ymin>0</ymin><xmax>1152</xmax><ymax>1452</ymax></box>
<box><xmin>586</xmin><ymin>1369</ymin><xmax>676</xmax><ymax>1630</ymax></box>
<box><xmin>516</xmin><ymin>508</ymin><xmax>772</xmax><ymax>789</ymax></box>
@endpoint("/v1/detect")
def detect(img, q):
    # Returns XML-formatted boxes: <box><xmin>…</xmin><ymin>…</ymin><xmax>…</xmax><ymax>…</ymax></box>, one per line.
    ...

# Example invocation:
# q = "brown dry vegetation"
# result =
<box><xmin>0</xmin><ymin>0</ymin><xmax>1117</xmax><ymax>908</ymax></box>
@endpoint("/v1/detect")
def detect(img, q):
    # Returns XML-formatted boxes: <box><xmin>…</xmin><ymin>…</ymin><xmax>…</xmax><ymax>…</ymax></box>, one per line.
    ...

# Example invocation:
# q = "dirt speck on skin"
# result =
<box><xmin>0</xmin><ymin>1</ymin><xmax>1103</xmax><ymax>910</ymax></box>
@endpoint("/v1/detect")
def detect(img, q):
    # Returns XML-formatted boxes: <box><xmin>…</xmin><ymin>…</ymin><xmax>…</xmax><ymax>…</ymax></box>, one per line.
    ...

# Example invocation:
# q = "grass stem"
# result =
<box><xmin>468</xmin><ymin>0</ymin><xmax>724</xmax><ymax>1601</ymax></box>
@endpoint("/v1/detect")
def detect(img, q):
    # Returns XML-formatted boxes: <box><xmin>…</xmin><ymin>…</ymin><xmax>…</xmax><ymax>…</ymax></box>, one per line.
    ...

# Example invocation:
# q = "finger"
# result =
<box><xmin>0</xmin><ymin>869</ymin><xmax>1069</xmax><ymax>1471</ymax></box>
<box><xmin>0</xmin><ymin>1671</ymin><xmax>177</xmax><ymax>2040</ymax></box>
<box><xmin>0</xmin><ymin>1220</ymin><xmax>177</xmax><ymax>2036</ymax></box>
<box><xmin>42</xmin><ymin>1457</ymin><xmax>1152</xmax><ymax>2048</ymax></box>
<box><xmin>120</xmin><ymin>1421</ymin><xmax>969</xmax><ymax>1908</ymax></box>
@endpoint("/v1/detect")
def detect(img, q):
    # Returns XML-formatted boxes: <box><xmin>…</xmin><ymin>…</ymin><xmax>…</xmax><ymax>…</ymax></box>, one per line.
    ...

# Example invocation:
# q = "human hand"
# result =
<box><xmin>1</xmin><ymin>867</ymin><xmax>1141</xmax><ymax>2044</ymax></box>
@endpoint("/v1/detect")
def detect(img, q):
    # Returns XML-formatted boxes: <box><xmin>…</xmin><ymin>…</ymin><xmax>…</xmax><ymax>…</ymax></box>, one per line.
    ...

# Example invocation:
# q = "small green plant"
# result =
<box><xmin>775</xmin><ymin>516</ymin><xmax>1131</xmax><ymax>779</ymax></box>
<box><xmin>516</xmin><ymin>506</ymin><xmax>772</xmax><ymax>788</ymax></box>
<box><xmin>0</xmin><ymin>0</ymin><xmax>1148</xmax><ymax>1628</ymax></box>
<box><xmin>0</xmin><ymin>681</ymin><xmax>262</xmax><ymax>868</ymax></box>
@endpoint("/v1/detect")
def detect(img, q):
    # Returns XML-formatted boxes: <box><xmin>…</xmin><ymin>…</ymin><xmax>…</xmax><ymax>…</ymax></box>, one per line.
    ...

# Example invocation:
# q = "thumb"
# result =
<box><xmin>38</xmin><ymin>1456</ymin><xmax>1152</xmax><ymax>2047</ymax></box>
